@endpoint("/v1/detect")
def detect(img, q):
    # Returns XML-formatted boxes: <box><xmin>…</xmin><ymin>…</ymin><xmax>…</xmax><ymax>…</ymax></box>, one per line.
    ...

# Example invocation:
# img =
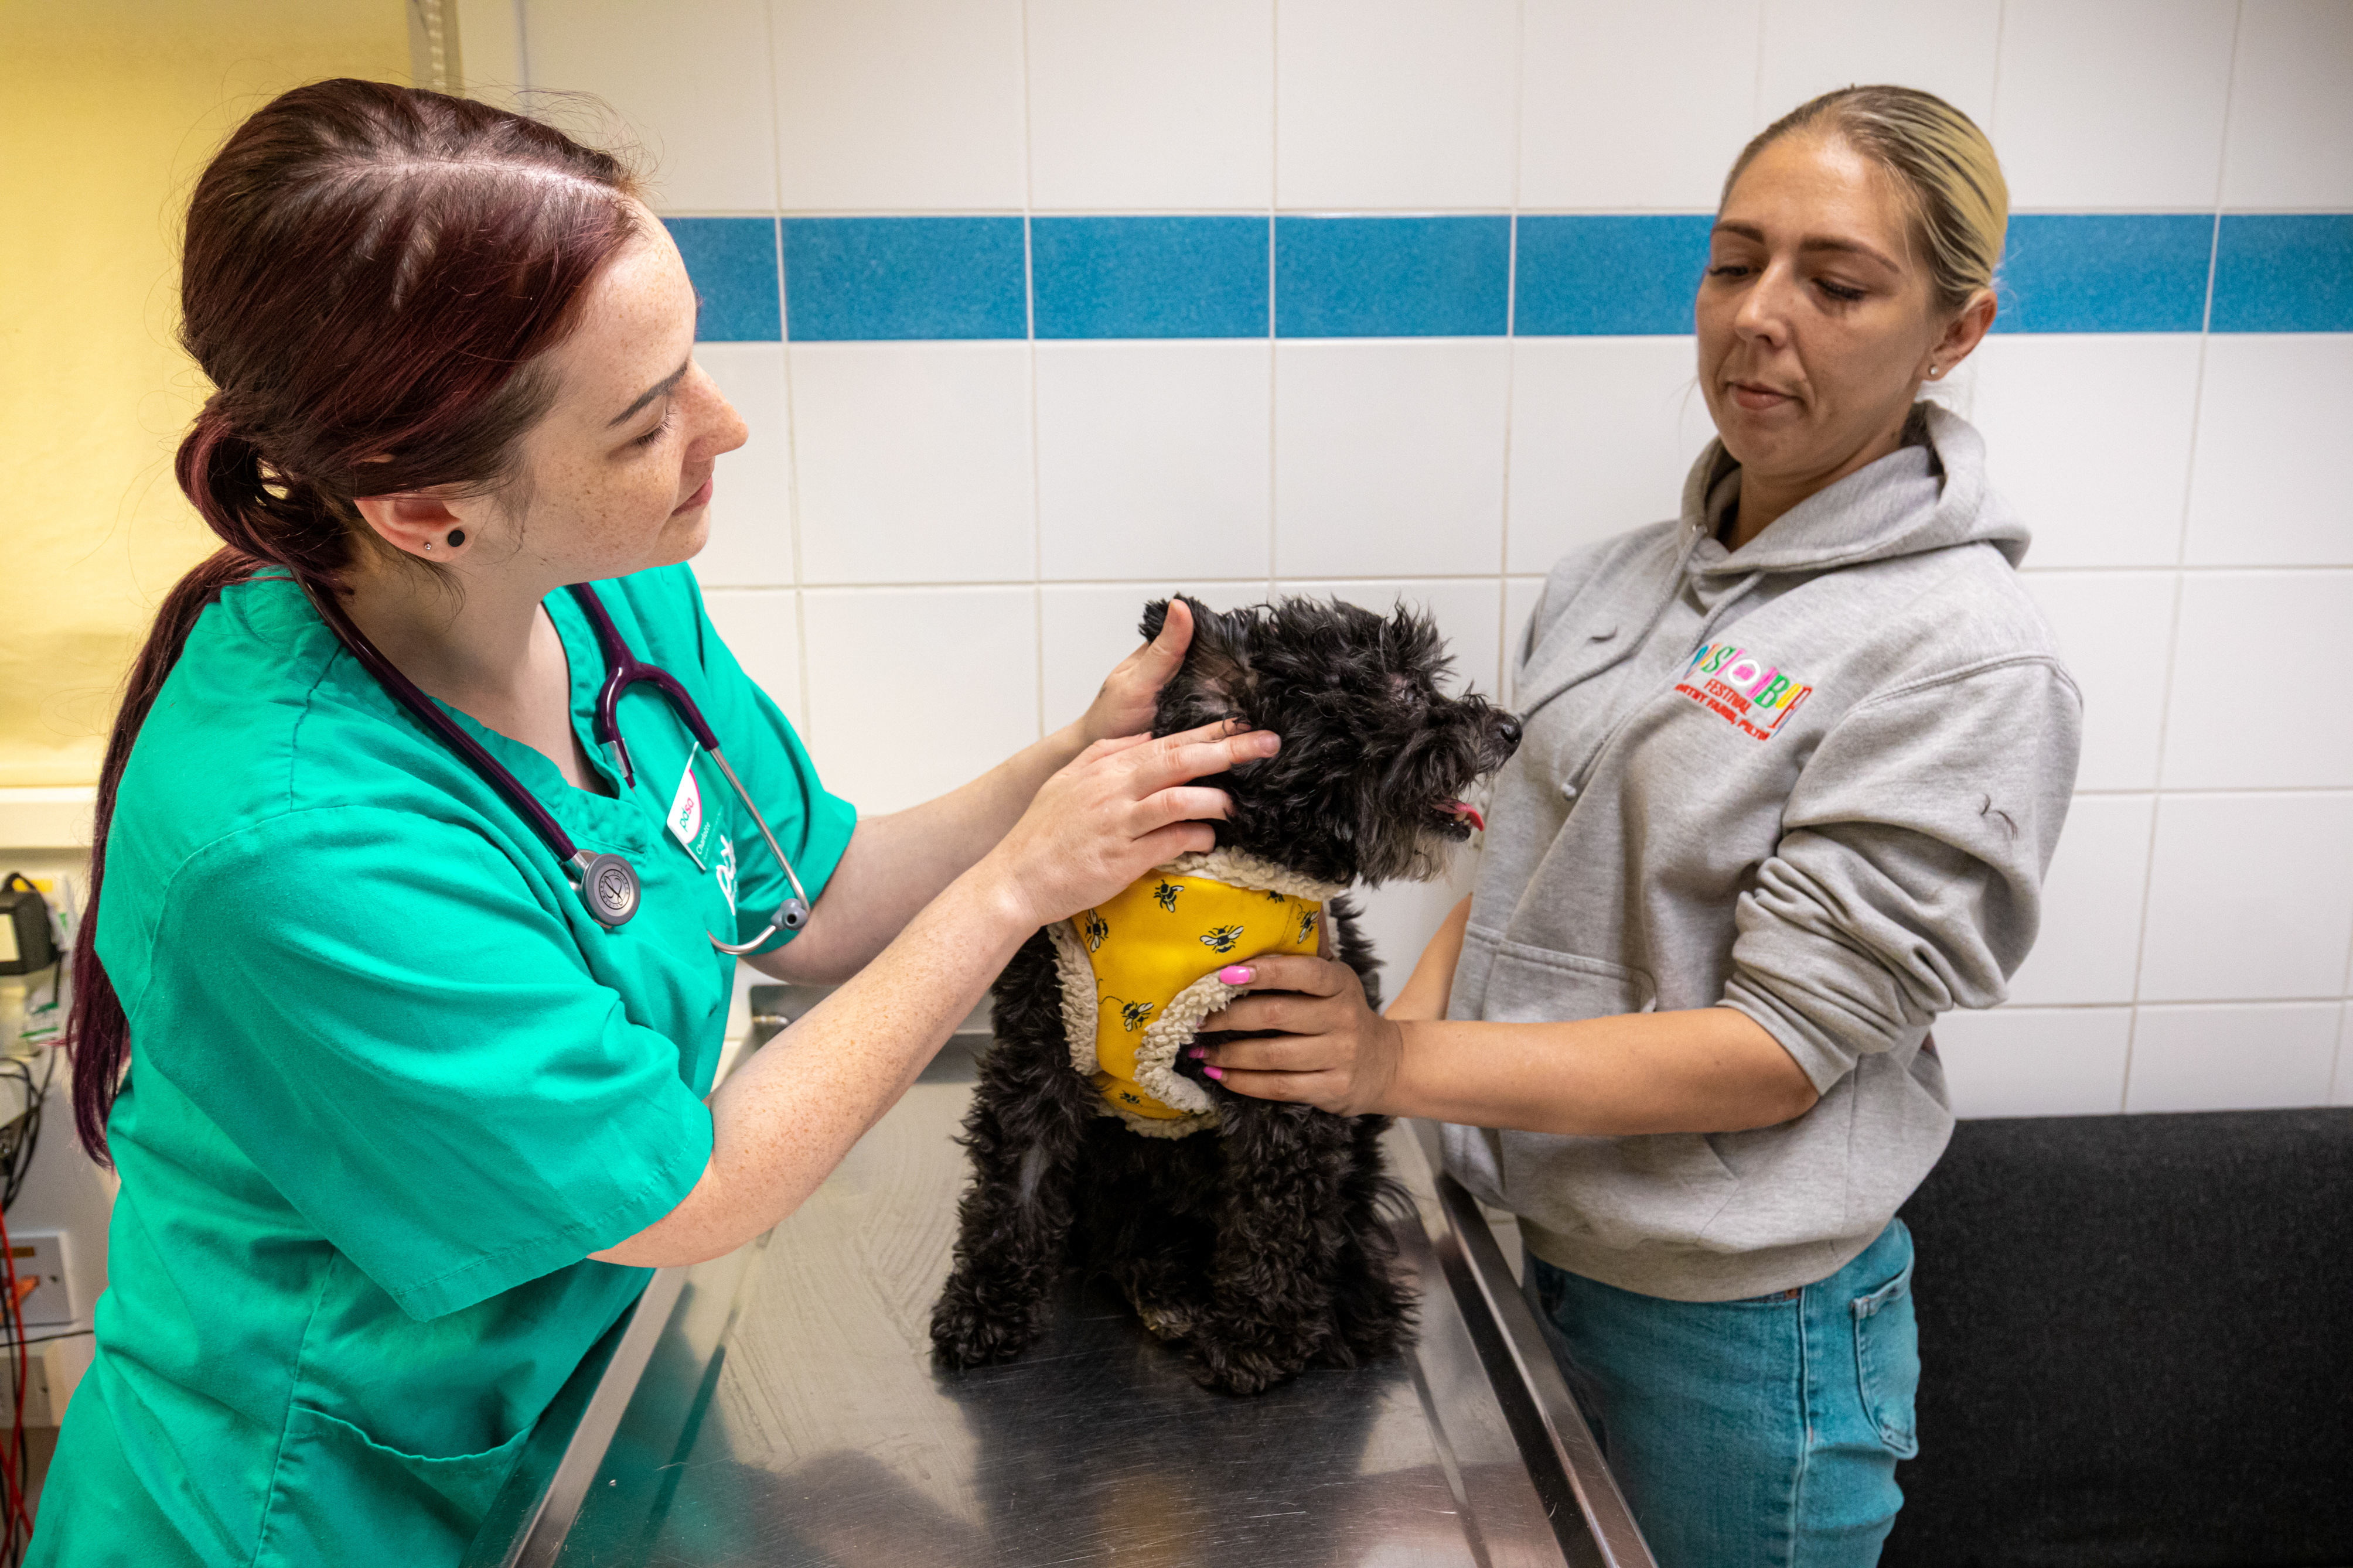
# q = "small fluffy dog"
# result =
<box><xmin>931</xmin><ymin>595</ymin><xmax>1522</xmax><ymax>1395</ymax></box>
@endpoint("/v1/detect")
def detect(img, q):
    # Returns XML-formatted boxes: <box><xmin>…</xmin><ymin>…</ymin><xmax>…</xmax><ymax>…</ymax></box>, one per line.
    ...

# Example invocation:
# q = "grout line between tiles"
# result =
<box><xmin>1493</xmin><ymin>0</ymin><xmax>1525</xmax><ymax>691</ymax></box>
<box><xmin>2116</xmin><ymin>569</ymin><xmax>2190</xmax><ymax>1111</ymax></box>
<box><xmin>750</xmin><ymin>1</ymin><xmax>814</xmax><ymax>737</ymax></box>
<box><xmin>1019</xmin><ymin>0</ymin><xmax>1046</xmax><ymax>742</ymax></box>
<box><xmin>1266</xmin><ymin>1</ymin><xmax>1281</xmax><ymax>592</ymax></box>
<box><xmin>2115</xmin><ymin>12</ymin><xmax>2249</xmax><ymax>1112</ymax></box>
<box><xmin>1987</xmin><ymin>0</ymin><xmax>2008</xmax><ymax>143</ymax></box>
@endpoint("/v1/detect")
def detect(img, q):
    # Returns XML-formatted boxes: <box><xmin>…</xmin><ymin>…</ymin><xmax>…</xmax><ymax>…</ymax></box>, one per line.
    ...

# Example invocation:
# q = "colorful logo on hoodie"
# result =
<box><xmin>1676</xmin><ymin>644</ymin><xmax>1813</xmax><ymax>740</ymax></box>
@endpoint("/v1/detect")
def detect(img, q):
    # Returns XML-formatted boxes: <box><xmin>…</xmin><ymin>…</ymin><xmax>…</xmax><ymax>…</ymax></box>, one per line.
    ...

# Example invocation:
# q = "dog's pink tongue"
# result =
<box><xmin>1448</xmin><ymin>801</ymin><xmax>1486</xmax><ymax>833</ymax></box>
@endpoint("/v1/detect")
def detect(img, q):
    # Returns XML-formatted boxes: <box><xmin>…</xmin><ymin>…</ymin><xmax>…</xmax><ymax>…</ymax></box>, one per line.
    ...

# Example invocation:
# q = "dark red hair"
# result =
<box><xmin>67</xmin><ymin>80</ymin><xmax>641</xmax><ymax>1162</ymax></box>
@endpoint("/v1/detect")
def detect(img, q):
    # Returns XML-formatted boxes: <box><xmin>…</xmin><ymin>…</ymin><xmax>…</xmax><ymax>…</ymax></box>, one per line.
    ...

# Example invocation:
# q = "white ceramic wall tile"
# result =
<box><xmin>2138</xmin><ymin>792</ymin><xmax>2353</xmax><ymax>1002</ymax></box>
<box><xmin>521</xmin><ymin>0</ymin><xmax>777</xmax><ymax>211</ymax></box>
<box><xmin>2124</xmin><ymin>1002</ymin><xmax>2341</xmax><ymax>1113</ymax></box>
<box><xmin>2005</xmin><ymin>793</ymin><xmax>2156</xmax><ymax>1006</ymax></box>
<box><xmin>699</xmin><ymin>586</ymin><xmax>804</xmax><ymax>726</ymax></box>
<box><xmin>1273</xmin><ymin>340</ymin><xmax>1509</xmax><ymax>579</ymax></box>
<box><xmin>2221</xmin><ymin>0</ymin><xmax>2353</xmax><ymax>209</ymax></box>
<box><xmin>772</xmin><ymin>0</ymin><xmax>1027</xmax><ymax>210</ymax></box>
<box><xmin>1275</xmin><ymin>578</ymin><xmax>1507</xmax><ymax>699</ymax></box>
<box><xmin>2183</xmin><ymin>336</ymin><xmax>2353</xmax><ymax>567</ymax></box>
<box><xmin>1932</xmin><ymin>1006</ymin><xmax>2130</xmax><ymax>1118</ymax></box>
<box><xmin>1035</xmin><ymin>342</ymin><xmax>1271</xmax><ymax>582</ymax></box>
<box><xmin>1991</xmin><ymin>0</ymin><xmax>2236</xmax><ymax>210</ymax></box>
<box><xmin>800</xmin><ymin>586</ymin><xmax>1039</xmax><ymax>813</ymax></box>
<box><xmin>1274</xmin><ymin>0</ymin><xmax>1519</xmax><ymax>209</ymax></box>
<box><xmin>1040</xmin><ymin>585</ymin><xmax>1280</xmax><ymax>733</ymax></box>
<box><xmin>1517</xmin><ymin>0</ymin><xmax>1762</xmax><ymax>210</ymax></box>
<box><xmin>691</xmin><ymin>343</ymin><xmax>794</xmax><ymax>587</ymax></box>
<box><xmin>1969</xmin><ymin>335</ymin><xmax>2199</xmax><ymax>569</ymax></box>
<box><xmin>788</xmin><ymin>343</ymin><xmax>1034</xmax><ymax>585</ymax></box>
<box><xmin>1351</xmin><ymin>844</ymin><xmax>1482</xmax><ymax>1007</ymax></box>
<box><xmin>2161</xmin><ymin>572</ymin><xmax>2353</xmax><ymax>791</ymax></box>
<box><xmin>2337</xmin><ymin>1004</ymin><xmax>2352</xmax><ymax>1106</ymax></box>
<box><xmin>2018</xmin><ymin>572</ymin><xmax>2174</xmax><ymax>791</ymax></box>
<box><xmin>1503</xmin><ymin>578</ymin><xmax>1546</xmax><ymax>705</ymax></box>
<box><xmin>1027</xmin><ymin>0</ymin><xmax>1274</xmax><ymax>210</ymax></box>
<box><xmin>1754</xmin><ymin>0</ymin><xmax>2002</xmax><ymax>132</ymax></box>
<box><xmin>1036</xmin><ymin>581</ymin><xmax>1270</xmax><ymax>735</ymax></box>
<box><xmin>1507</xmin><ymin>338</ymin><xmax>1716</xmax><ymax>575</ymax></box>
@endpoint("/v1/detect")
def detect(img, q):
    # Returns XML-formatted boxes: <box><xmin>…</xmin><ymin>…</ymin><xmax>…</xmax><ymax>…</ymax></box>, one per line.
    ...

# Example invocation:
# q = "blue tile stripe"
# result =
<box><xmin>1033</xmin><ymin>217</ymin><xmax>1268</xmax><ymax>339</ymax></box>
<box><xmin>1276</xmin><ymin>216</ymin><xmax>1509</xmax><ymax>337</ymax></box>
<box><xmin>1992</xmin><ymin>214</ymin><xmax>2214</xmax><ymax>334</ymax></box>
<box><xmin>664</xmin><ymin>213</ymin><xmax>2353</xmax><ymax>344</ymax></box>
<box><xmin>661</xmin><ymin>218</ymin><xmax>780</xmax><ymax>342</ymax></box>
<box><xmin>1516</xmin><ymin>214</ymin><xmax>1712</xmax><ymax>336</ymax></box>
<box><xmin>783</xmin><ymin>217</ymin><xmax>1027</xmax><ymax>341</ymax></box>
<box><xmin>2211</xmin><ymin>215</ymin><xmax>2353</xmax><ymax>333</ymax></box>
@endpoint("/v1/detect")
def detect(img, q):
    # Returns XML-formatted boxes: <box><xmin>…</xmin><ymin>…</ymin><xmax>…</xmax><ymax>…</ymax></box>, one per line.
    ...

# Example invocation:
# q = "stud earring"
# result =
<box><xmin>448</xmin><ymin>528</ymin><xmax>466</xmax><ymax>548</ymax></box>
<box><xmin>422</xmin><ymin>540</ymin><xmax>433</xmax><ymax>552</ymax></box>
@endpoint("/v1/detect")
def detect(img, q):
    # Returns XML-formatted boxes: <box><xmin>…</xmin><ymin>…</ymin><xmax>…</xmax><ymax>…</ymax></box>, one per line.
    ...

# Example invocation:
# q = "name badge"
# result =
<box><xmin>666</xmin><ymin>744</ymin><xmax>723</xmax><ymax>870</ymax></box>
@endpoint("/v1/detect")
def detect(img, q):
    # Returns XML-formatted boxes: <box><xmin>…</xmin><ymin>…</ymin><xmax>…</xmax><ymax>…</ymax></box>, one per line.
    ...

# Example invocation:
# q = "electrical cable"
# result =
<box><xmin>0</xmin><ymin>879</ymin><xmax>64</xmax><ymax>1562</ymax></box>
<box><xmin>0</xmin><ymin>1201</ymin><xmax>28</xmax><ymax>1563</ymax></box>
<box><xmin>0</xmin><ymin>1006</ymin><xmax>60</xmax><ymax>1562</ymax></box>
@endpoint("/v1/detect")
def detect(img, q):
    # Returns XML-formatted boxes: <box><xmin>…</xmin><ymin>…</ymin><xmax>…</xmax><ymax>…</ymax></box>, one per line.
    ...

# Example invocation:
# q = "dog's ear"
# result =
<box><xmin>1143</xmin><ymin>597</ymin><xmax>1255</xmax><ymax>727</ymax></box>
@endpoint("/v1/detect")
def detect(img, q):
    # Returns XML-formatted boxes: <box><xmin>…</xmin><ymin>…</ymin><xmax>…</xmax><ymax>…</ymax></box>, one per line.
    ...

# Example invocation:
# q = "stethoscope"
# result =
<box><xmin>301</xmin><ymin>579</ymin><xmax>811</xmax><ymax>950</ymax></box>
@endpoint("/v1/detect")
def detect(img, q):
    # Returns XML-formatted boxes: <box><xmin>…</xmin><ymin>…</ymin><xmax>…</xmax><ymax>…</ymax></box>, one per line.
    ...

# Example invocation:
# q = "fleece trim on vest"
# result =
<box><xmin>1441</xmin><ymin>403</ymin><xmax>2083</xmax><ymax>1301</ymax></box>
<box><xmin>1051</xmin><ymin>849</ymin><xmax>1341</xmax><ymax>1138</ymax></box>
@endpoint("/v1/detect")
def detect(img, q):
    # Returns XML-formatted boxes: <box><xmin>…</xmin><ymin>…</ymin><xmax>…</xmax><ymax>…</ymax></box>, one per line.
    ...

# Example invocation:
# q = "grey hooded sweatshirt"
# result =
<box><xmin>1441</xmin><ymin>402</ymin><xmax>2082</xmax><ymax>1301</ymax></box>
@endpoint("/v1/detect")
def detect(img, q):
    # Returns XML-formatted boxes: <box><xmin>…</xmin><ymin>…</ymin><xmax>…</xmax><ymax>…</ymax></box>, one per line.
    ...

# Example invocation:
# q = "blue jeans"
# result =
<box><xmin>1522</xmin><ymin>1221</ymin><xmax>1919</xmax><ymax>1568</ymax></box>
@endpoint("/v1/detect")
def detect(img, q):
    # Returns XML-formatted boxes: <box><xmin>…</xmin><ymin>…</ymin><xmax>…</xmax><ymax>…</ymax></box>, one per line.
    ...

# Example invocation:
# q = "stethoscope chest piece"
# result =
<box><xmin>578</xmin><ymin>852</ymin><xmax>642</xmax><ymax>928</ymax></box>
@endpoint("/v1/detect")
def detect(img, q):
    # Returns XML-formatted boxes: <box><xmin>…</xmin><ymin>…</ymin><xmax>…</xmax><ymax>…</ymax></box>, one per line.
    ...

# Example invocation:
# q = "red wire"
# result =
<box><xmin>0</xmin><ymin>1205</ymin><xmax>27</xmax><ymax>1557</ymax></box>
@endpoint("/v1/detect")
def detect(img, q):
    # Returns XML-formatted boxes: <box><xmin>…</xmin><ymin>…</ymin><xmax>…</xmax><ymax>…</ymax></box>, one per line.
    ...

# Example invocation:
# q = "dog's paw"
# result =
<box><xmin>1188</xmin><ymin>1338</ymin><xmax>1303</xmax><ymax>1397</ymax></box>
<box><xmin>929</xmin><ymin>1279</ymin><xmax>1043</xmax><ymax>1369</ymax></box>
<box><xmin>1186</xmin><ymin>1318</ymin><xmax>1319</xmax><ymax>1396</ymax></box>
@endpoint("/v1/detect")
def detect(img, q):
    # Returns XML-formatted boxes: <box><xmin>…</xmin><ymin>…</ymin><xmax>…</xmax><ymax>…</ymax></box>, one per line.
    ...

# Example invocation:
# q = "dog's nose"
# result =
<box><xmin>1495</xmin><ymin>715</ymin><xmax>1523</xmax><ymax>752</ymax></box>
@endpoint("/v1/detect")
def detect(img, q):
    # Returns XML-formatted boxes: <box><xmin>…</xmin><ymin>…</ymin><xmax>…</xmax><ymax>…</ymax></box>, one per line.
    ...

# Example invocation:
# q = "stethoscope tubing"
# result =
<box><xmin>300</xmin><ymin>576</ymin><xmax>810</xmax><ymax>944</ymax></box>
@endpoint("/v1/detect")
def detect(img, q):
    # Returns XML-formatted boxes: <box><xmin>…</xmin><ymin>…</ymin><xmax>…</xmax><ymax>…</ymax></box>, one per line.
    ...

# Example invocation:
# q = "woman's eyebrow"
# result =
<box><xmin>1797</xmin><ymin>235</ymin><xmax>1899</xmax><ymax>271</ymax></box>
<box><xmin>607</xmin><ymin>354</ymin><xmax>691</xmax><ymax>428</ymax></box>
<box><xmin>1709</xmin><ymin>220</ymin><xmax>1899</xmax><ymax>273</ymax></box>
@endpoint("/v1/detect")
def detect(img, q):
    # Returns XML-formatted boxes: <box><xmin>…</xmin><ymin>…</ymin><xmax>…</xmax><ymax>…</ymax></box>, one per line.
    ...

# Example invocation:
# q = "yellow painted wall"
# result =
<box><xmin>0</xmin><ymin>1</ymin><xmax>412</xmax><ymax>788</ymax></box>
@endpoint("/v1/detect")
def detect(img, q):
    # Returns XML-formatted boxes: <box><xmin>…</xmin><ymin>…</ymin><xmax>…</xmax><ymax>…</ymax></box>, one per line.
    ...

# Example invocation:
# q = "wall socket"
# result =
<box><xmin>7</xmin><ymin>1229</ymin><xmax>74</xmax><ymax>1328</ymax></box>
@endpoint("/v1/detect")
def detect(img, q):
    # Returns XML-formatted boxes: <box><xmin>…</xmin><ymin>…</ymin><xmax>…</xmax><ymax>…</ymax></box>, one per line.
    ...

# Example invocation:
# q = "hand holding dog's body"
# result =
<box><xmin>1203</xmin><ymin>904</ymin><xmax>1822</xmax><ymax>1135</ymax></box>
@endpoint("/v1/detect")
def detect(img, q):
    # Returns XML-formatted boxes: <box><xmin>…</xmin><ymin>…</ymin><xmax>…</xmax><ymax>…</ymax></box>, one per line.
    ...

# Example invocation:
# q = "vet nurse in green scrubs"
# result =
<box><xmin>32</xmin><ymin>81</ymin><xmax>1269</xmax><ymax>1566</ymax></box>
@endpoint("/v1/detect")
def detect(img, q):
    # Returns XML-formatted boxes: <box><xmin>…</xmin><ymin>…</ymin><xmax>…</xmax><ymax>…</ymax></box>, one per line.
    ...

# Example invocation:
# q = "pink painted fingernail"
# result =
<box><xmin>1185</xmin><ymin>1046</ymin><xmax>1205</xmax><ymax>1058</ymax></box>
<box><xmin>1203</xmin><ymin>1065</ymin><xmax>1225</xmax><ymax>1081</ymax></box>
<box><xmin>1219</xmin><ymin>965</ymin><xmax>1253</xmax><ymax>985</ymax></box>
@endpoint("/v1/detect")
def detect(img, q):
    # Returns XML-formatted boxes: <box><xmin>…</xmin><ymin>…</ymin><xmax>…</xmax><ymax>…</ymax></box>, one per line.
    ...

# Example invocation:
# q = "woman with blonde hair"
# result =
<box><xmin>1200</xmin><ymin>86</ymin><xmax>2081</xmax><ymax>1564</ymax></box>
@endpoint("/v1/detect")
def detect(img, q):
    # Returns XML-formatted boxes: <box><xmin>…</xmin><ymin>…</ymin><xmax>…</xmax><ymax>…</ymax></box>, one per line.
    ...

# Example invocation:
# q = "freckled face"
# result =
<box><xmin>1696</xmin><ymin>134</ymin><xmax>1948</xmax><ymax>497</ymax></box>
<box><xmin>505</xmin><ymin>207</ymin><xmax>746</xmax><ymax>582</ymax></box>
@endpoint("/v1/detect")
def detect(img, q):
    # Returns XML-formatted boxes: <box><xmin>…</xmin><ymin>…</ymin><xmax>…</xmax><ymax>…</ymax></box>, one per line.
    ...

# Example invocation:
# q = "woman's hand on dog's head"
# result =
<box><xmin>983</xmin><ymin>718</ymin><xmax>1280</xmax><ymax>931</ymax></box>
<box><xmin>1194</xmin><ymin>955</ymin><xmax>1404</xmax><ymax>1118</ymax></box>
<box><xmin>1072</xmin><ymin>596</ymin><xmax>1195</xmax><ymax>747</ymax></box>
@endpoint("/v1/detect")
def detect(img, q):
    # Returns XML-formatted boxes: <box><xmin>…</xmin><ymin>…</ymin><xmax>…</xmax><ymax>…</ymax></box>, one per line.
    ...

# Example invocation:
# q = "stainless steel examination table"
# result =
<box><xmin>466</xmin><ymin>991</ymin><xmax>1656</xmax><ymax>1568</ymax></box>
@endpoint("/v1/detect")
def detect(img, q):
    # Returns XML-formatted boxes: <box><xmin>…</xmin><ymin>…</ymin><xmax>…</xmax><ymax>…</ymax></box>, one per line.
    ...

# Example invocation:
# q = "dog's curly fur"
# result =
<box><xmin>931</xmin><ymin>596</ymin><xmax>1521</xmax><ymax>1395</ymax></box>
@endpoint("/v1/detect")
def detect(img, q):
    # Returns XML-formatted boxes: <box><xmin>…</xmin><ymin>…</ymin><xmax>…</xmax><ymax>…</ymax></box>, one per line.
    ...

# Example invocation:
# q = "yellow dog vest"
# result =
<box><xmin>1048</xmin><ymin>850</ymin><xmax>1343</xmax><ymax>1137</ymax></box>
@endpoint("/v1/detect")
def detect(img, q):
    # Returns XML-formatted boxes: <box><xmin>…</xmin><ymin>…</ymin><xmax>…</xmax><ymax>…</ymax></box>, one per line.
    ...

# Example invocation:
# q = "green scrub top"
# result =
<box><xmin>30</xmin><ymin>565</ymin><xmax>855</xmax><ymax>1566</ymax></box>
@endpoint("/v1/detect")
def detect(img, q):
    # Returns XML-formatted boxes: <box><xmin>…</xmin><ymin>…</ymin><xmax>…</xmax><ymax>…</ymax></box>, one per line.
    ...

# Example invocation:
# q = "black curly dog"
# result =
<box><xmin>931</xmin><ymin>595</ymin><xmax>1521</xmax><ymax>1395</ymax></box>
